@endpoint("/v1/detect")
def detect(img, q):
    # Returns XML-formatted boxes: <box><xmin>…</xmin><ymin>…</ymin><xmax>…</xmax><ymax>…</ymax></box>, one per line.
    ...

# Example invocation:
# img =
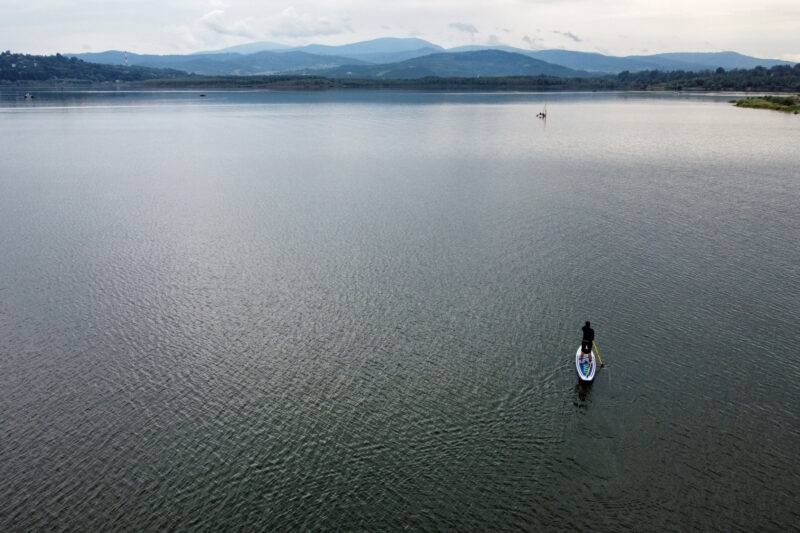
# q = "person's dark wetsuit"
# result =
<box><xmin>581</xmin><ymin>321</ymin><xmax>595</xmax><ymax>355</ymax></box>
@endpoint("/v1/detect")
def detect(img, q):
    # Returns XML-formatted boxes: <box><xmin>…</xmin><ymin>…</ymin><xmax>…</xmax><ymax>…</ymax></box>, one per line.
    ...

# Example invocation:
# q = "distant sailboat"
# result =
<box><xmin>24</xmin><ymin>92</ymin><xmax>34</xmax><ymax>99</ymax></box>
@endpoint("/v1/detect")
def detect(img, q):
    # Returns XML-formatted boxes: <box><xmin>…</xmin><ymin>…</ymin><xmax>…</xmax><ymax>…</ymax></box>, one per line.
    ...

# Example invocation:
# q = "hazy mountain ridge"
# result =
<box><xmin>529</xmin><ymin>49</ymin><xmax>699</xmax><ymax>73</ymax></box>
<box><xmin>293</xmin><ymin>38</ymin><xmax>445</xmax><ymax>59</ymax></box>
<box><xmin>194</xmin><ymin>41</ymin><xmax>290</xmax><ymax>54</ymax></box>
<box><xmin>6</xmin><ymin>50</ymin><xmax>799</xmax><ymax>93</ymax></box>
<box><xmin>71</xmin><ymin>50</ymin><xmax>367</xmax><ymax>75</ymax></box>
<box><xmin>637</xmin><ymin>51</ymin><xmax>788</xmax><ymax>71</ymax></box>
<box><xmin>67</xmin><ymin>37</ymin><xmax>795</xmax><ymax>78</ymax></box>
<box><xmin>445</xmin><ymin>45</ymin><xmax>792</xmax><ymax>72</ymax></box>
<box><xmin>318</xmin><ymin>50</ymin><xmax>587</xmax><ymax>79</ymax></box>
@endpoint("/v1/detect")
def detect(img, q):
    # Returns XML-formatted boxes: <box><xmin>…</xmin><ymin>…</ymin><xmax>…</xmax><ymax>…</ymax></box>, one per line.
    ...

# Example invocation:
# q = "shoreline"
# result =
<box><xmin>5</xmin><ymin>79</ymin><xmax>800</xmax><ymax>95</ymax></box>
<box><xmin>733</xmin><ymin>94</ymin><xmax>800</xmax><ymax>113</ymax></box>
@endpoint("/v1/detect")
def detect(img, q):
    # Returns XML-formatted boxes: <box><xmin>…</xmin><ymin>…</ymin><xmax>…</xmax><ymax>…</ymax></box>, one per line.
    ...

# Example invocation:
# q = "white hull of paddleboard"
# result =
<box><xmin>576</xmin><ymin>346</ymin><xmax>597</xmax><ymax>382</ymax></box>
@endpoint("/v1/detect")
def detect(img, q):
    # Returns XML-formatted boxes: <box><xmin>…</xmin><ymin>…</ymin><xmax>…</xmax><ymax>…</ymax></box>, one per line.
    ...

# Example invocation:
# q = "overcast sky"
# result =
<box><xmin>3</xmin><ymin>0</ymin><xmax>799</xmax><ymax>61</ymax></box>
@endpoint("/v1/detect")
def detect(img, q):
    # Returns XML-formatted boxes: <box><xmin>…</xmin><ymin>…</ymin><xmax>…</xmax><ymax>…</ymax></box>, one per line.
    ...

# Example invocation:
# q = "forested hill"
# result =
<box><xmin>318</xmin><ymin>50</ymin><xmax>585</xmax><ymax>79</ymax></box>
<box><xmin>0</xmin><ymin>51</ymin><xmax>186</xmax><ymax>82</ymax></box>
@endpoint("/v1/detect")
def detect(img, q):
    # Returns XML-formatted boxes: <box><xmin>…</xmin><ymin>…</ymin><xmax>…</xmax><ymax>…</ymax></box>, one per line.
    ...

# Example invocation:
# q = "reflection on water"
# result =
<box><xmin>574</xmin><ymin>382</ymin><xmax>592</xmax><ymax>407</ymax></box>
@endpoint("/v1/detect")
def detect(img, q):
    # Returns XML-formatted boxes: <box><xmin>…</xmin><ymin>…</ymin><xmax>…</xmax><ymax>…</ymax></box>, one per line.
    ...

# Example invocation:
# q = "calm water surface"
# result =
<box><xmin>1</xmin><ymin>90</ymin><xmax>798</xmax><ymax>531</ymax></box>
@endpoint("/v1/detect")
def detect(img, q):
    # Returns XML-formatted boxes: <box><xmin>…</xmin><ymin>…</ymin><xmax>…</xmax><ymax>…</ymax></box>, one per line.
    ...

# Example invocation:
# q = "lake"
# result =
<box><xmin>0</xmin><ymin>89</ymin><xmax>798</xmax><ymax>531</ymax></box>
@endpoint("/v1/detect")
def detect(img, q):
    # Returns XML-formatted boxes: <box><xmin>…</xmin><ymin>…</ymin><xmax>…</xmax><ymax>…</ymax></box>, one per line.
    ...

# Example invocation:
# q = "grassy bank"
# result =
<box><xmin>734</xmin><ymin>95</ymin><xmax>800</xmax><ymax>113</ymax></box>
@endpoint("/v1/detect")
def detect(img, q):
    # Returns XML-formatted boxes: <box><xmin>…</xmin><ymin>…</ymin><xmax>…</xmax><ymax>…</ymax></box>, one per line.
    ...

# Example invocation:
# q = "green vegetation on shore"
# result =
<box><xmin>733</xmin><ymin>95</ymin><xmax>800</xmax><ymax>113</ymax></box>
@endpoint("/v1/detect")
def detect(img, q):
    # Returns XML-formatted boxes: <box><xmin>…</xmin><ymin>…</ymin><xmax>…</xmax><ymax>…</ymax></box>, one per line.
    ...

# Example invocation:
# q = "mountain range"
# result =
<box><xmin>318</xmin><ymin>50</ymin><xmax>585</xmax><ymax>79</ymax></box>
<box><xmin>69</xmin><ymin>37</ymin><xmax>795</xmax><ymax>79</ymax></box>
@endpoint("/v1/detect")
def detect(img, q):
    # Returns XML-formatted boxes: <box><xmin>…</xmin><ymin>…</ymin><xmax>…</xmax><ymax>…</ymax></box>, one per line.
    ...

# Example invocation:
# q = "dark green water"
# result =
<box><xmin>0</xmin><ymin>90</ymin><xmax>798</xmax><ymax>531</ymax></box>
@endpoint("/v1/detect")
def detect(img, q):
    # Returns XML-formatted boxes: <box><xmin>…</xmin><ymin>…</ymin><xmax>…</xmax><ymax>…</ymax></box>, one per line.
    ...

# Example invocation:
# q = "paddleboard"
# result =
<box><xmin>575</xmin><ymin>346</ymin><xmax>596</xmax><ymax>382</ymax></box>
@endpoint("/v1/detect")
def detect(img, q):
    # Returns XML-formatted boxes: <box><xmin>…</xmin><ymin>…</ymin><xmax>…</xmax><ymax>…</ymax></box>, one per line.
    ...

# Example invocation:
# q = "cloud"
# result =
<box><xmin>553</xmin><ymin>30</ymin><xmax>582</xmax><ymax>42</ymax></box>
<box><xmin>267</xmin><ymin>7</ymin><xmax>344</xmax><ymax>39</ymax></box>
<box><xmin>4</xmin><ymin>0</ymin><xmax>799</xmax><ymax>59</ymax></box>
<box><xmin>449</xmin><ymin>22</ymin><xmax>479</xmax><ymax>36</ymax></box>
<box><xmin>200</xmin><ymin>10</ymin><xmax>255</xmax><ymax>38</ymax></box>
<box><xmin>523</xmin><ymin>35</ymin><xmax>544</xmax><ymax>48</ymax></box>
<box><xmin>171</xmin><ymin>6</ymin><xmax>347</xmax><ymax>48</ymax></box>
<box><xmin>169</xmin><ymin>9</ymin><xmax>259</xmax><ymax>49</ymax></box>
<box><xmin>486</xmin><ymin>34</ymin><xmax>502</xmax><ymax>46</ymax></box>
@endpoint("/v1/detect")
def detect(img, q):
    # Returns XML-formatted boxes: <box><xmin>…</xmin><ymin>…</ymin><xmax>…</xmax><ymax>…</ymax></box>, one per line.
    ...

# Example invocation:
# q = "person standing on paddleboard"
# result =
<box><xmin>580</xmin><ymin>321</ymin><xmax>594</xmax><ymax>365</ymax></box>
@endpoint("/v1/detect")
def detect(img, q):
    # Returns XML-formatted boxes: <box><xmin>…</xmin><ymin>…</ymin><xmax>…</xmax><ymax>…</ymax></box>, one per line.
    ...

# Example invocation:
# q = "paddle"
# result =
<box><xmin>593</xmin><ymin>340</ymin><xmax>604</xmax><ymax>366</ymax></box>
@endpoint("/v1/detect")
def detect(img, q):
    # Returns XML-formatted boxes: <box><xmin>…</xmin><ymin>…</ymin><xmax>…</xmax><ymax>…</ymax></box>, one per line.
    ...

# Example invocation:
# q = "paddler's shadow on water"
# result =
<box><xmin>573</xmin><ymin>382</ymin><xmax>592</xmax><ymax>408</ymax></box>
